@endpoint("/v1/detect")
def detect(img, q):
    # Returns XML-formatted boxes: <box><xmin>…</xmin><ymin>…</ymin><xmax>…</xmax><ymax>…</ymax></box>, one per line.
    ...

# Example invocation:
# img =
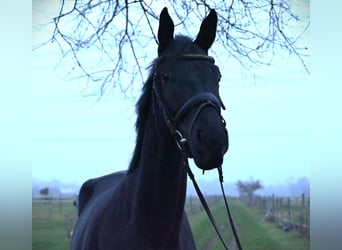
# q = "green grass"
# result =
<box><xmin>189</xmin><ymin>200</ymin><xmax>233</xmax><ymax>250</ymax></box>
<box><xmin>32</xmin><ymin>202</ymin><xmax>75</xmax><ymax>250</ymax></box>
<box><xmin>189</xmin><ymin>198</ymin><xmax>309</xmax><ymax>250</ymax></box>
<box><xmin>32</xmin><ymin>198</ymin><xmax>309</xmax><ymax>250</ymax></box>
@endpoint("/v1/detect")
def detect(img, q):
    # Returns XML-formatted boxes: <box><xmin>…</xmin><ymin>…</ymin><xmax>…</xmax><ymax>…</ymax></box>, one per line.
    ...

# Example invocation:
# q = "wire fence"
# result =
<box><xmin>184</xmin><ymin>195</ymin><xmax>222</xmax><ymax>216</ymax></box>
<box><xmin>33</xmin><ymin>194</ymin><xmax>223</xmax><ymax>240</ymax></box>
<box><xmin>240</xmin><ymin>193</ymin><xmax>310</xmax><ymax>239</ymax></box>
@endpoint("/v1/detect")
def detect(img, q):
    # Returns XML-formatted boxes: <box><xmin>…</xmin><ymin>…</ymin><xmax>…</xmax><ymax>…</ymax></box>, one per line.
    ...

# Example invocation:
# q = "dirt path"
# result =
<box><xmin>201</xmin><ymin>223</ymin><xmax>224</xmax><ymax>250</ymax></box>
<box><xmin>202</xmin><ymin>222</ymin><xmax>240</xmax><ymax>250</ymax></box>
<box><xmin>203</xmin><ymin>236</ymin><xmax>218</xmax><ymax>250</ymax></box>
<box><xmin>227</xmin><ymin>220</ymin><xmax>241</xmax><ymax>250</ymax></box>
<box><xmin>227</xmin><ymin>235</ymin><xmax>238</xmax><ymax>250</ymax></box>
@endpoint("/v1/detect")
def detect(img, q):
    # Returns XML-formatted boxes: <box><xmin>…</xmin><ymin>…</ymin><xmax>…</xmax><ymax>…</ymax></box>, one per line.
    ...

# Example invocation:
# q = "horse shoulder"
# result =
<box><xmin>77</xmin><ymin>170</ymin><xmax>127</xmax><ymax>215</ymax></box>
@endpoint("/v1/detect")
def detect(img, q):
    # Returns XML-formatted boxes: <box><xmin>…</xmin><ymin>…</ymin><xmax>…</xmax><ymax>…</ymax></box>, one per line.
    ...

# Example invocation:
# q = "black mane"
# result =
<box><xmin>127</xmin><ymin>36</ymin><xmax>196</xmax><ymax>174</ymax></box>
<box><xmin>127</xmin><ymin>73</ymin><xmax>153</xmax><ymax>174</ymax></box>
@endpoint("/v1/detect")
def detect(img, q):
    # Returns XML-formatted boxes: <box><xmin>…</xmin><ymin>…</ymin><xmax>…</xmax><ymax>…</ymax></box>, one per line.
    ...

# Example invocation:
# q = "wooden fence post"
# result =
<box><xmin>262</xmin><ymin>197</ymin><xmax>267</xmax><ymax>212</ymax></box>
<box><xmin>279</xmin><ymin>197</ymin><xmax>283</xmax><ymax>225</ymax></box>
<box><xmin>287</xmin><ymin>197</ymin><xmax>291</xmax><ymax>227</ymax></box>
<box><xmin>59</xmin><ymin>194</ymin><xmax>63</xmax><ymax>213</ymax></box>
<box><xmin>275</xmin><ymin>197</ymin><xmax>279</xmax><ymax>224</ymax></box>
<box><xmin>271</xmin><ymin>195</ymin><xmax>275</xmax><ymax>222</ymax></box>
<box><xmin>300</xmin><ymin>193</ymin><xmax>305</xmax><ymax>227</ymax></box>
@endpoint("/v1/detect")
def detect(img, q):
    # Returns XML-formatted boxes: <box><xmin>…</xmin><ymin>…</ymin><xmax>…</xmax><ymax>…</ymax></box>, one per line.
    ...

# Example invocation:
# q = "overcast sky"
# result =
<box><xmin>32</xmin><ymin>1</ymin><xmax>311</xmax><ymax>188</ymax></box>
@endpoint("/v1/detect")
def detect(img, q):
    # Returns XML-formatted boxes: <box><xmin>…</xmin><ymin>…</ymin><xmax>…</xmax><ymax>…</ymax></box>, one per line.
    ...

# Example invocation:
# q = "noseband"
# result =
<box><xmin>152</xmin><ymin>54</ymin><xmax>226</xmax><ymax>154</ymax></box>
<box><xmin>152</xmin><ymin>54</ymin><xmax>243</xmax><ymax>250</ymax></box>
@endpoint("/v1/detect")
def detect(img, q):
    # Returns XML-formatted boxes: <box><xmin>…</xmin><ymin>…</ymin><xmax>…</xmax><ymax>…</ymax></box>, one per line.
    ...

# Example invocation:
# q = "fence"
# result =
<box><xmin>240</xmin><ymin>193</ymin><xmax>310</xmax><ymax>238</ymax></box>
<box><xmin>185</xmin><ymin>195</ymin><xmax>222</xmax><ymax>216</ymax></box>
<box><xmin>33</xmin><ymin>194</ymin><xmax>221</xmax><ymax>240</ymax></box>
<box><xmin>33</xmin><ymin>195</ymin><xmax>78</xmax><ymax>239</ymax></box>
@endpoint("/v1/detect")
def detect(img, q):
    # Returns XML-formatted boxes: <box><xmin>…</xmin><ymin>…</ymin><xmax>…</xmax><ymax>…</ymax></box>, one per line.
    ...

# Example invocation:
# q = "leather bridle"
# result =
<box><xmin>152</xmin><ymin>54</ymin><xmax>243</xmax><ymax>250</ymax></box>
<box><xmin>153</xmin><ymin>54</ymin><xmax>226</xmax><ymax>154</ymax></box>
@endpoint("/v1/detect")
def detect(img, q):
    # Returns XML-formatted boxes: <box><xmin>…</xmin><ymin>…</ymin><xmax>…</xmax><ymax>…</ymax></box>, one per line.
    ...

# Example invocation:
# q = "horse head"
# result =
<box><xmin>153</xmin><ymin>8</ymin><xmax>229</xmax><ymax>170</ymax></box>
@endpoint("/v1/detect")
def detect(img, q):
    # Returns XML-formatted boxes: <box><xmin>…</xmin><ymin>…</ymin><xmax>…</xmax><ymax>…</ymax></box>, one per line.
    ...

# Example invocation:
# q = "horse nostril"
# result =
<box><xmin>195</xmin><ymin>128</ymin><xmax>228</xmax><ymax>154</ymax></box>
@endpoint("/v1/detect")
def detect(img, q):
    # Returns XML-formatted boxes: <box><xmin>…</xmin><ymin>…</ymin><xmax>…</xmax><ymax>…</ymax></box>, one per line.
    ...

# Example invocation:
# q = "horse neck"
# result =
<box><xmin>132</xmin><ymin>106</ymin><xmax>188</xmax><ymax>245</ymax></box>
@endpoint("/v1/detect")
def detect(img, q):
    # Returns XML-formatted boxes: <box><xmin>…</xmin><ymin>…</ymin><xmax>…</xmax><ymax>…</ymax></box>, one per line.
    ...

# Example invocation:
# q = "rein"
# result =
<box><xmin>152</xmin><ymin>54</ymin><xmax>243</xmax><ymax>250</ymax></box>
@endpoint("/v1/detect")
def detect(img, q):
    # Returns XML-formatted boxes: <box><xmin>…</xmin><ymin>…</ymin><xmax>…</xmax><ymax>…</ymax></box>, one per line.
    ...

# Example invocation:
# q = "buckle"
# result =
<box><xmin>175</xmin><ymin>130</ymin><xmax>187</xmax><ymax>151</ymax></box>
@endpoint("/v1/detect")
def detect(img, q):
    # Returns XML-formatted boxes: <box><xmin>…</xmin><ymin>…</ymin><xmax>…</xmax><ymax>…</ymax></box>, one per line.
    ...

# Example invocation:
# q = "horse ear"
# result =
<box><xmin>158</xmin><ymin>7</ymin><xmax>174</xmax><ymax>56</ymax></box>
<box><xmin>194</xmin><ymin>9</ymin><xmax>217</xmax><ymax>53</ymax></box>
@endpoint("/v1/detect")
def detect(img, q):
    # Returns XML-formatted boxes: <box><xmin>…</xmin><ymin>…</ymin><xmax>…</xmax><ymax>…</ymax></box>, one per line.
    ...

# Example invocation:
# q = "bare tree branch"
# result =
<box><xmin>34</xmin><ymin>0</ymin><xmax>309</xmax><ymax>95</ymax></box>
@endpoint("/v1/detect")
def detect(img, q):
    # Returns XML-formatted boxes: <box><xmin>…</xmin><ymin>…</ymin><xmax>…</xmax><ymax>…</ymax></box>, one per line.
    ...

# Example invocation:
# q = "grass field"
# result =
<box><xmin>189</xmin><ymin>199</ymin><xmax>233</xmax><ymax>249</ymax></box>
<box><xmin>32</xmin><ymin>197</ymin><xmax>309</xmax><ymax>250</ymax></box>
<box><xmin>32</xmin><ymin>201</ymin><xmax>75</xmax><ymax>250</ymax></box>
<box><xmin>190</xmin><ymin>198</ymin><xmax>309</xmax><ymax>250</ymax></box>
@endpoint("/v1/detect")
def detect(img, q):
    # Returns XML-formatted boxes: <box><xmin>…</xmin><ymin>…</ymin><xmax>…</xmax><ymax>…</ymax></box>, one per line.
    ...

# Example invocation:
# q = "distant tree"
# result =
<box><xmin>287</xmin><ymin>177</ymin><xmax>310</xmax><ymax>196</ymax></box>
<box><xmin>34</xmin><ymin>0</ymin><xmax>309</xmax><ymax>95</ymax></box>
<box><xmin>39</xmin><ymin>187</ymin><xmax>49</xmax><ymax>196</ymax></box>
<box><xmin>236</xmin><ymin>179</ymin><xmax>263</xmax><ymax>206</ymax></box>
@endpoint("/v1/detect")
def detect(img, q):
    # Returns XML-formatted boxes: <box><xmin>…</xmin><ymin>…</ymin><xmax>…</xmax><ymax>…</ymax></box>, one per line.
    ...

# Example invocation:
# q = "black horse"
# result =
<box><xmin>71</xmin><ymin>7</ymin><xmax>228</xmax><ymax>250</ymax></box>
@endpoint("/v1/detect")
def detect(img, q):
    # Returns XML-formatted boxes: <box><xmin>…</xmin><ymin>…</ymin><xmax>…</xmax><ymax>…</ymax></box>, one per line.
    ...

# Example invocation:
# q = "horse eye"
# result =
<box><xmin>161</xmin><ymin>73</ymin><xmax>169</xmax><ymax>84</ymax></box>
<box><xmin>213</xmin><ymin>66</ymin><xmax>221</xmax><ymax>83</ymax></box>
<box><xmin>217</xmin><ymin>73</ymin><xmax>221</xmax><ymax>83</ymax></box>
